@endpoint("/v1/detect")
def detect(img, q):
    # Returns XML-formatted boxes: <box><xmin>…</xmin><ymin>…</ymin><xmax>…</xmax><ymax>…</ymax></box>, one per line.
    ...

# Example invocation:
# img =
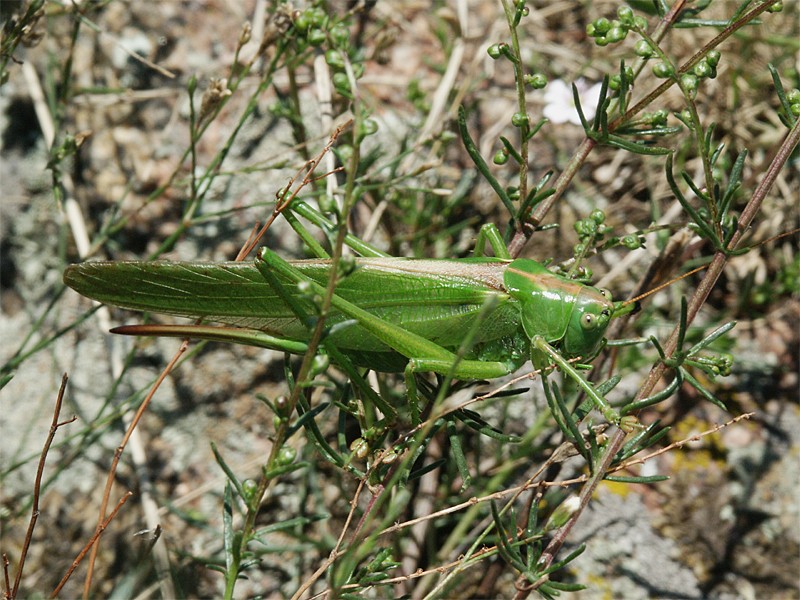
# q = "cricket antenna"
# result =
<box><xmin>621</xmin><ymin>265</ymin><xmax>708</xmax><ymax>308</ymax></box>
<box><xmin>619</xmin><ymin>226</ymin><xmax>800</xmax><ymax>309</ymax></box>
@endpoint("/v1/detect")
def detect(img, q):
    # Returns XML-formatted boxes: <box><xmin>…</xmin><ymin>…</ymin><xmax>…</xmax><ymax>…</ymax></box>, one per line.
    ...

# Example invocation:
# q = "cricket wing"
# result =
<box><xmin>63</xmin><ymin>257</ymin><xmax>521</xmax><ymax>352</ymax></box>
<box><xmin>63</xmin><ymin>260</ymin><xmax>302</xmax><ymax>333</ymax></box>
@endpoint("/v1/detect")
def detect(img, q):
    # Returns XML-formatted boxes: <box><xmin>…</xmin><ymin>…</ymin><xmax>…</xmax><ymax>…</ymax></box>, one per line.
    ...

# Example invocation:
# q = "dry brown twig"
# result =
<box><xmin>81</xmin><ymin>343</ymin><xmax>189</xmax><ymax>598</ymax></box>
<box><xmin>52</xmin><ymin>492</ymin><xmax>134</xmax><ymax>598</ymax></box>
<box><xmin>4</xmin><ymin>374</ymin><xmax>76</xmax><ymax>600</ymax></box>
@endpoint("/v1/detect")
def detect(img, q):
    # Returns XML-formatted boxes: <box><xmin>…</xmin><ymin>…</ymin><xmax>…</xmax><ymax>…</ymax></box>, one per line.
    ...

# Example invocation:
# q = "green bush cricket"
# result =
<box><xmin>63</xmin><ymin>216</ymin><xmax>636</xmax><ymax>427</ymax></box>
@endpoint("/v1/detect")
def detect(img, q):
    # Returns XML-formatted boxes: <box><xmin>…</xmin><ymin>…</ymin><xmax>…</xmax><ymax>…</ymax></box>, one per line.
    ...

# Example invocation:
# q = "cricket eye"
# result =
<box><xmin>581</xmin><ymin>313</ymin><xmax>596</xmax><ymax>329</ymax></box>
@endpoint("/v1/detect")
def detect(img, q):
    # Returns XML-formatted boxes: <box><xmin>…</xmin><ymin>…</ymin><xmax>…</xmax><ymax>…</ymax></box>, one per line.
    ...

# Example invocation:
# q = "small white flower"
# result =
<box><xmin>543</xmin><ymin>78</ymin><xmax>603</xmax><ymax>125</ymax></box>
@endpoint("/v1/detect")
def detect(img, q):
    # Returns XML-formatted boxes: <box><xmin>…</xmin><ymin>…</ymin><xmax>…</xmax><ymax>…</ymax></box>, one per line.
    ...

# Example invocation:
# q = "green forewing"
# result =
<box><xmin>63</xmin><ymin>257</ymin><xmax>521</xmax><ymax>354</ymax></box>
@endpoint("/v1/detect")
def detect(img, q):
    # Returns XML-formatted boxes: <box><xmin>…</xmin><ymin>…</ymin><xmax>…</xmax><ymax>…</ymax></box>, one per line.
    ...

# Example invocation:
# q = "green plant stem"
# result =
<box><xmin>500</xmin><ymin>0</ymin><xmax>530</xmax><ymax>214</ymax></box>
<box><xmin>286</xmin><ymin>64</ymin><xmax>312</xmax><ymax>163</ymax></box>
<box><xmin>635</xmin><ymin>25</ymin><xmax>720</xmax><ymax>237</ymax></box>
<box><xmin>227</xmin><ymin>77</ymin><xmax>367</xmax><ymax>600</ymax></box>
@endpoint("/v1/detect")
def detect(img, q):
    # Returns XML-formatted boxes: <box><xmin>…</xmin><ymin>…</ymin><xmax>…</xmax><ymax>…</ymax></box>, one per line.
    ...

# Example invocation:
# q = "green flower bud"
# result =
<box><xmin>381</xmin><ymin>449</ymin><xmax>398</xmax><ymax>464</ymax></box>
<box><xmin>652</xmin><ymin>61</ymin><xmax>673</xmax><ymax>78</ymax></box>
<box><xmin>623</xmin><ymin>66</ymin><xmax>635</xmax><ymax>82</ymax></box>
<box><xmin>276</xmin><ymin>446</ymin><xmax>297</xmax><ymax>466</ymax></box>
<box><xmin>511</xmin><ymin>112</ymin><xmax>529</xmax><ymax>127</ymax></box>
<box><xmin>307</xmin><ymin>28</ymin><xmax>326</xmax><ymax>46</ymax></box>
<box><xmin>487</xmin><ymin>43</ymin><xmax>503</xmax><ymax>59</ymax></box>
<box><xmin>336</xmin><ymin>143</ymin><xmax>353</xmax><ymax>164</ymax></box>
<box><xmin>693</xmin><ymin>60</ymin><xmax>712</xmax><ymax>79</ymax></box>
<box><xmin>325</xmin><ymin>49</ymin><xmax>345</xmax><ymax>70</ymax></box>
<box><xmin>330</xmin><ymin>23</ymin><xmax>350</xmax><ymax>48</ymax></box>
<box><xmin>310</xmin><ymin>354</ymin><xmax>330</xmax><ymax>378</ymax></box>
<box><xmin>350</xmin><ymin>438</ymin><xmax>369</xmax><ymax>460</ymax></box>
<box><xmin>785</xmin><ymin>89</ymin><xmax>800</xmax><ymax>104</ymax></box>
<box><xmin>653</xmin><ymin>109</ymin><xmax>669</xmax><ymax>125</ymax></box>
<box><xmin>718</xmin><ymin>354</ymin><xmax>733</xmax><ymax>377</ymax></box>
<box><xmin>594</xmin><ymin>17</ymin><xmax>611</xmax><ymax>34</ymax></box>
<box><xmin>294</xmin><ymin>11</ymin><xmax>310</xmax><ymax>32</ymax></box>
<box><xmin>526</xmin><ymin>72</ymin><xmax>548</xmax><ymax>89</ymax></box>
<box><xmin>617</xmin><ymin>5</ymin><xmax>634</xmax><ymax>25</ymax></box>
<box><xmin>493</xmin><ymin>149</ymin><xmax>509</xmax><ymax>165</ymax></box>
<box><xmin>309</xmin><ymin>7</ymin><xmax>326</xmax><ymax>28</ymax></box>
<box><xmin>622</xmin><ymin>234</ymin><xmax>643</xmax><ymax>249</ymax></box>
<box><xmin>619</xmin><ymin>415</ymin><xmax>640</xmax><ymax>433</ymax></box>
<box><xmin>634</xmin><ymin>39</ymin><xmax>653</xmax><ymax>58</ymax></box>
<box><xmin>590</xmin><ymin>209</ymin><xmax>606</xmax><ymax>224</ymax></box>
<box><xmin>332</xmin><ymin>72</ymin><xmax>351</xmax><ymax>95</ymax></box>
<box><xmin>681</xmin><ymin>73</ymin><xmax>698</xmax><ymax>98</ymax></box>
<box><xmin>359</xmin><ymin>118</ymin><xmax>379</xmax><ymax>139</ymax></box>
<box><xmin>607</xmin><ymin>26</ymin><xmax>627</xmax><ymax>43</ymax></box>
<box><xmin>242</xmin><ymin>479</ymin><xmax>259</xmax><ymax>503</ymax></box>
<box><xmin>705</xmin><ymin>50</ymin><xmax>721</xmax><ymax>67</ymax></box>
<box><xmin>767</xmin><ymin>1</ymin><xmax>783</xmax><ymax>13</ymax></box>
<box><xmin>633</xmin><ymin>16</ymin><xmax>648</xmax><ymax>30</ymax></box>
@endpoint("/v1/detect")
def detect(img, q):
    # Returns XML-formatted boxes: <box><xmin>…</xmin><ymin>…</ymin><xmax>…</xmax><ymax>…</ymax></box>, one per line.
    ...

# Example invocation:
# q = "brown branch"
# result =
<box><xmin>515</xmin><ymin>112</ymin><xmax>800</xmax><ymax>598</ymax></box>
<box><xmin>81</xmin><ymin>341</ymin><xmax>189</xmax><ymax>598</ymax></box>
<box><xmin>52</xmin><ymin>492</ymin><xmax>133</xmax><ymax>598</ymax></box>
<box><xmin>3</xmin><ymin>554</ymin><xmax>11</xmax><ymax>600</ymax></box>
<box><xmin>8</xmin><ymin>374</ymin><xmax>76</xmax><ymax>599</ymax></box>
<box><xmin>236</xmin><ymin>120</ymin><xmax>353</xmax><ymax>260</ymax></box>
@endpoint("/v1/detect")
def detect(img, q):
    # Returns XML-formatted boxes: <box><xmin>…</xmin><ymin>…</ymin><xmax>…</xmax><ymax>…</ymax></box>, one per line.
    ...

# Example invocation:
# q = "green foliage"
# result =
<box><xmin>1</xmin><ymin>1</ymin><xmax>797</xmax><ymax>599</ymax></box>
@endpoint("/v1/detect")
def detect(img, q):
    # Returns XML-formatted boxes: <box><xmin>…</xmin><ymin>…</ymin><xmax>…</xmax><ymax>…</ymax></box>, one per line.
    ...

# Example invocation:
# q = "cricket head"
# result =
<box><xmin>559</xmin><ymin>285</ymin><xmax>614</xmax><ymax>358</ymax></box>
<box><xmin>504</xmin><ymin>258</ymin><xmax>616</xmax><ymax>360</ymax></box>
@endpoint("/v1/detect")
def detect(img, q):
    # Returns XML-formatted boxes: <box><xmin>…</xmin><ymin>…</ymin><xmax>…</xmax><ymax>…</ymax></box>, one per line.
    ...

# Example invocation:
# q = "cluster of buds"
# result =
<box><xmin>585</xmin><ymin>6</ymin><xmax>647</xmax><ymax>47</ymax></box>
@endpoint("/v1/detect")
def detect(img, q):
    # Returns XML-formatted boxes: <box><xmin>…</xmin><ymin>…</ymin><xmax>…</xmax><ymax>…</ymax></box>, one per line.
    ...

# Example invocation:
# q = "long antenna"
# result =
<box><xmin>621</xmin><ymin>265</ymin><xmax>708</xmax><ymax>307</ymax></box>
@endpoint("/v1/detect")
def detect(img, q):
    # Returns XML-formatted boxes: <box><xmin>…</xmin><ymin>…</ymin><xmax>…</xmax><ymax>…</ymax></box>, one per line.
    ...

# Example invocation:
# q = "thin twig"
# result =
<box><xmin>290</xmin><ymin>476</ymin><xmax>368</xmax><ymax>600</ymax></box>
<box><xmin>82</xmin><ymin>342</ymin><xmax>189</xmax><ymax>598</ymax></box>
<box><xmin>52</xmin><ymin>492</ymin><xmax>134</xmax><ymax>598</ymax></box>
<box><xmin>24</xmin><ymin>43</ymin><xmax>172</xmax><ymax>599</ymax></box>
<box><xmin>8</xmin><ymin>375</ymin><xmax>75</xmax><ymax>599</ymax></box>
<box><xmin>236</xmin><ymin>121</ymin><xmax>352</xmax><ymax>260</ymax></box>
<box><xmin>613</xmin><ymin>412</ymin><xmax>755</xmax><ymax>472</ymax></box>
<box><xmin>2</xmin><ymin>554</ymin><xmax>10</xmax><ymax>599</ymax></box>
